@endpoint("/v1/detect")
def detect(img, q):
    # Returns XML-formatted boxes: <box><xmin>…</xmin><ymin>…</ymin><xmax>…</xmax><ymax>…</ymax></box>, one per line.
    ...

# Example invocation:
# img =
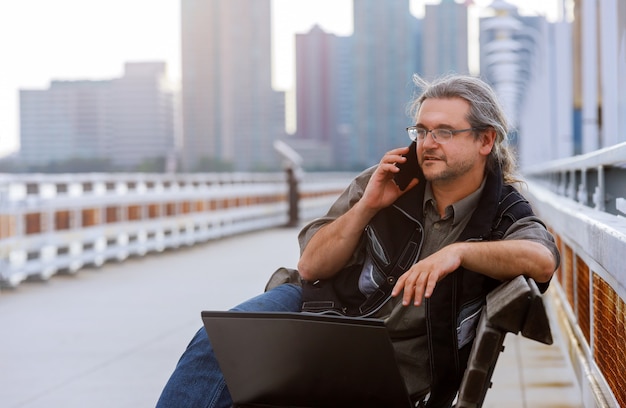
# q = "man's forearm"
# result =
<box><xmin>456</xmin><ymin>239</ymin><xmax>556</xmax><ymax>283</ymax></box>
<box><xmin>297</xmin><ymin>200</ymin><xmax>378</xmax><ymax>281</ymax></box>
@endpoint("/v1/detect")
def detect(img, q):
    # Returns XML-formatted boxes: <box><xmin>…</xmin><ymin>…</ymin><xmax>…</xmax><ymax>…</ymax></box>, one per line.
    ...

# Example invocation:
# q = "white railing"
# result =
<box><xmin>0</xmin><ymin>172</ymin><xmax>353</xmax><ymax>289</ymax></box>
<box><xmin>523</xmin><ymin>143</ymin><xmax>626</xmax><ymax>407</ymax></box>
<box><xmin>524</xmin><ymin>141</ymin><xmax>626</xmax><ymax>216</ymax></box>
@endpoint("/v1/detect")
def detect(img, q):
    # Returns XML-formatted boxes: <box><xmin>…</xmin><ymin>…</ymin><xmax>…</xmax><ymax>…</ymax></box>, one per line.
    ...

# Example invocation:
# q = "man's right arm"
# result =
<box><xmin>297</xmin><ymin>199</ymin><xmax>377</xmax><ymax>281</ymax></box>
<box><xmin>298</xmin><ymin>146</ymin><xmax>419</xmax><ymax>282</ymax></box>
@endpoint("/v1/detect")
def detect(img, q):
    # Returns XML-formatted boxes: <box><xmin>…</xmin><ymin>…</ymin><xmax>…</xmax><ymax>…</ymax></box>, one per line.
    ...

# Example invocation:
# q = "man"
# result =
<box><xmin>156</xmin><ymin>74</ymin><xmax>559</xmax><ymax>408</ymax></box>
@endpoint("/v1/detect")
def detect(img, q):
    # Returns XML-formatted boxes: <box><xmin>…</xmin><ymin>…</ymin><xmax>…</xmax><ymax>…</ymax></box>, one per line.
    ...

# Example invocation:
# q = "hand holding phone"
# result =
<box><xmin>393</xmin><ymin>141</ymin><xmax>420</xmax><ymax>191</ymax></box>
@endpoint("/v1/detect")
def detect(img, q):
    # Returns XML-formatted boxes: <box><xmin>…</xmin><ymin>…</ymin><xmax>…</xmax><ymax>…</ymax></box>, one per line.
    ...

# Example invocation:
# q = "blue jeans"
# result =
<box><xmin>156</xmin><ymin>284</ymin><xmax>302</xmax><ymax>408</ymax></box>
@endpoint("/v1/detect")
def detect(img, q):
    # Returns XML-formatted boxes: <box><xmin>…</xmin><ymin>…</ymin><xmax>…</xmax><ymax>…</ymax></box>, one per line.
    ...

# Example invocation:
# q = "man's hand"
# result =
<box><xmin>391</xmin><ymin>244</ymin><xmax>462</xmax><ymax>306</ymax></box>
<box><xmin>359</xmin><ymin>146</ymin><xmax>419</xmax><ymax>212</ymax></box>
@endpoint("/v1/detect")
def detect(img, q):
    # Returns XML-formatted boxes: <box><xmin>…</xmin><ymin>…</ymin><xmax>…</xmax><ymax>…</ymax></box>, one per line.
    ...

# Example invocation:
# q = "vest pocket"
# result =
<box><xmin>357</xmin><ymin>253</ymin><xmax>385</xmax><ymax>296</ymax></box>
<box><xmin>365</xmin><ymin>225</ymin><xmax>390</xmax><ymax>266</ymax></box>
<box><xmin>456</xmin><ymin>298</ymin><xmax>484</xmax><ymax>349</ymax></box>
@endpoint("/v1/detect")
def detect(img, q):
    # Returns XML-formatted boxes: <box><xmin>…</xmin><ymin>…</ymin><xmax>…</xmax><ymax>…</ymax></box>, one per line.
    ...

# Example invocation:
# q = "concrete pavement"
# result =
<box><xmin>0</xmin><ymin>227</ymin><xmax>302</xmax><ymax>408</ymax></box>
<box><xmin>0</xmin><ymin>226</ymin><xmax>582</xmax><ymax>407</ymax></box>
<box><xmin>482</xmin><ymin>301</ymin><xmax>583</xmax><ymax>407</ymax></box>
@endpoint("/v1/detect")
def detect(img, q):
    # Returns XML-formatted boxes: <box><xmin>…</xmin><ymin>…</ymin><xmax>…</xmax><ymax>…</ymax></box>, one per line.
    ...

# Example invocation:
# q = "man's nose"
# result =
<box><xmin>421</xmin><ymin>130</ymin><xmax>439</xmax><ymax>147</ymax></box>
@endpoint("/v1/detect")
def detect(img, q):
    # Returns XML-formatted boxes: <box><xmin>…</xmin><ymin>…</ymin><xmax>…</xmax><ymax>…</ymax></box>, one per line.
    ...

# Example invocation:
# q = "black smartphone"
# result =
<box><xmin>393</xmin><ymin>141</ymin><xmax>420</xmax><ymax>191</ymax></box>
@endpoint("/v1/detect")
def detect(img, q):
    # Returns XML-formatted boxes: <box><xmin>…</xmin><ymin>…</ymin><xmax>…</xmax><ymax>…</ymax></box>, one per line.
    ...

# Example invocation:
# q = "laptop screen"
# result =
<box><xmin>201</xmin><ymin>311</ymin><xmax>414</xmax><ymax>408</ymax></box>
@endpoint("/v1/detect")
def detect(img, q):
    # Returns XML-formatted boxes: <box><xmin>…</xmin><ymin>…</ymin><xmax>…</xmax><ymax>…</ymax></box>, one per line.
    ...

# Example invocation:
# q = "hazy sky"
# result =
<box><xmin>0</xmin><ymin>0</ymin><xmax>562</xmax><ymax>158</ymax></box>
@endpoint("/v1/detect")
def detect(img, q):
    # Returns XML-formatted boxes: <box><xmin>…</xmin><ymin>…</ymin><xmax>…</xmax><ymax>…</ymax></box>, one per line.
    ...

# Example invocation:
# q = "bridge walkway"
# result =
<box><xmin>0</xmin><ymin>226</ymin><xmax>583</xmax><ymax>408</ymax></box>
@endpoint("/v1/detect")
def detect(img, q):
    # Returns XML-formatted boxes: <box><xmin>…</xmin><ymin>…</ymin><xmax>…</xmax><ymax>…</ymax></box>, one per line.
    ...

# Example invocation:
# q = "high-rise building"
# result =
<box><xmin>423</xmin><ymin>0</ymin><xmax>470</xmax><ymax>79</ymax></box>
<box><xmin>108</xmin><ymin>62</ymin><xmax>176</xmax><ymax>169</ymax></box>
<box><xmin>19</xmin><ymin>62</ymin><xmax>175</xmax><ymax>169</ymax></box>
<box><xmin>293</xmin><ymin>25</ymin><xmax>353</xmax><ymax>169</ymax></box>
<box><xmin>351</xmin><ymin>0</ymin><xmax>420</xmax><ymax>168</ymax></box>
<box><xmin>479</xmin><ymin>1</ymin><xmax>538</xmax><ymax>131</ymax></box>
<box><xmin>20</xmin><ymin>80</ymin><xmax>109</xmax><ymax>166</ymax></box>
<box><xmin>180</xmin><ymin>0</ymin><xmax>285</xmax><ymax>171</ymax></box>
<box><xmin>295</xmin><ymin>25</ymin><xmax>341</xmax><ymax>144</ymax></box>
<box><xmin>478</xmin><ymin>1</ymin><xmax>574</xmax><ymax>167</ymax></box>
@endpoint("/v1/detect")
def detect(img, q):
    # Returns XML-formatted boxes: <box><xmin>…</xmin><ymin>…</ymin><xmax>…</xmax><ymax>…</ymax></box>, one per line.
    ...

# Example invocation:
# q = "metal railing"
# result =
<box><xmin>525</xmin><ymin>142</ymin><xmax>626</xmax><ymax>216</ymax></box>
<box><xmin>523</xmin><ymin>142</ymin><xmax>626</xmax><ymax>407</ymax></box>
<box><xmin>0</xmin><ymin>172</ymin><xmax>354</xmax><ymax>289</ymax></box>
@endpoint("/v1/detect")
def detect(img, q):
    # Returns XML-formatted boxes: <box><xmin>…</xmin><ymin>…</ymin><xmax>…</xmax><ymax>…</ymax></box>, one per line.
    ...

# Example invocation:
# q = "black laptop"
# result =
<box><xmin>201</xmin><ymin>311</ymin><xmax>415</xmax><ymax>408</ymax></box>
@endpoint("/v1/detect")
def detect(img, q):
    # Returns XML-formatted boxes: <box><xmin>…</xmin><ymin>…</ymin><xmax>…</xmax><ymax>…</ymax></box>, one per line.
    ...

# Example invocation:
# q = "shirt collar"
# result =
<box><xmin>423</xmin><ymin>177</ymin><xmax>487</xmax><ymax>225</ymax></box>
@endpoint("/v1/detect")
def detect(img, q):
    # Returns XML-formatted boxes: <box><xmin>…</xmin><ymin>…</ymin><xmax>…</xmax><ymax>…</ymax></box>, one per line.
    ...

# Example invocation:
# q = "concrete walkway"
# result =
<box><xmin>482</xmin><ymin>300</ymin><xmax>583</xmax><ymax>407</ymax></box>
<box><xmin>0</xmin><ymin>227</ymin><xmax>582</xmax><ymax>407</ymax></box>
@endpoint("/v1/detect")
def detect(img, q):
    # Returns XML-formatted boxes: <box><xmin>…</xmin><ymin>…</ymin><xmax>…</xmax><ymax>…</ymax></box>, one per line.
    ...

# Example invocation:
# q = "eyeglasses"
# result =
<box><xmin>406</xmin><ymin>126</ymin><xmax>484</xmax><ymax>144</ymax></box>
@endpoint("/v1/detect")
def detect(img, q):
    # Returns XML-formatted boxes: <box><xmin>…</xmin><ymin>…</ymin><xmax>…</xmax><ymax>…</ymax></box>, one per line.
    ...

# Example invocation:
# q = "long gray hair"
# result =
<box><xmin>408</xmin><ymin>73</ymin><xmax>521</xmax><ymax>184</ymax></box>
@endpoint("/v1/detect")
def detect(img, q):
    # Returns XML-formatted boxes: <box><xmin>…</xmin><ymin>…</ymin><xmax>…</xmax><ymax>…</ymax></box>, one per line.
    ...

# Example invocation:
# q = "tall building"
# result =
<box><xmin>423</xmin><ymin>0</ymin><xmax>470</xmax><ymax>79</ymax></box>
<box><xmin>332</xmin><ymin>35</ymin><xmax>357</xmax><ymax>170</ymax></box>
<box><xmin>180</xmin><ymin>0</ymin><xmax>285</xmax><ymax>171</ymax></box>
<box><xmin>293</xmin><ymin>26</ymin><xmax>353</xmax><ymax>169</ymax></box>
<box><xmin>479</xmin><ymin>1</ymin><xmax>538</xmax><ymax>131</ymax></box>
<box><xmin>20</xmin><ymin>80</ymin><xmax>109</xmax><ymax>166</ymax></box>
<box><xmin>295</xmin><ymin>25</ymin><xmax>341</xmax><ymax>144</ymax></box>
<box><xmin>478</xmin><ymin>0</ymin><xmax>574</xmax><ymax>167</ymax></box>
<box><xmin>108</xmin><ymin>62</ymin><xmax>176</xmax><ymax>169</ymax></box>
<box><xmin>351</xmin><ymin>0</ymin><xmax>420</xmax><ymax>168</ymax></box>
<box><xmin>19</xmin><ymin>62</ymin><xmax>175</xmax><ymax>169</ymax></box>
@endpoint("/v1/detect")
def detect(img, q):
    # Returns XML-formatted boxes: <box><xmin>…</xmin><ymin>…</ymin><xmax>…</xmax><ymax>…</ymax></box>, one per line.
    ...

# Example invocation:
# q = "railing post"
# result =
<box><xmin>273</xmin><ymin>140</ymin><xmax>303</xmax><ymax>227</ymax></box>
<box><xmin>286</xmin><ymin>166</ymin><xmax>299</xmax><ymax>227</ymax></box>
<box><xmin>577</xmin><ymin>168</ymin><xmax>588</xmax><ymax>205</ymax></box>
<box><xmin>594</xmin><ymin>165</ymin><xmax>605</xmax><ymax>211</ymax></box>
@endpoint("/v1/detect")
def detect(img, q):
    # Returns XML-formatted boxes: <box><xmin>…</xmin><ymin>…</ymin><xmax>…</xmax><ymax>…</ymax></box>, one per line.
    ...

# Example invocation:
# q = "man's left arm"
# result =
<box><xmin>392</xmin><ymin>217</ymin><xmax>559</xmax><ymax>307</ymax></box>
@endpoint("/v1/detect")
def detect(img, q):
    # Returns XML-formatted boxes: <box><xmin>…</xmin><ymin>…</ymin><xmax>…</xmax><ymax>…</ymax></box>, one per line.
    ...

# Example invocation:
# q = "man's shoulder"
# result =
<box><xmin>499</xmin><ymin>184</ymin><xmax>530</xmax><ymax>210</ymax></box>
<box><xmin>490</xmin><ymin>184</ymin><xmax>538</xmax><ymax>239</ymax></box>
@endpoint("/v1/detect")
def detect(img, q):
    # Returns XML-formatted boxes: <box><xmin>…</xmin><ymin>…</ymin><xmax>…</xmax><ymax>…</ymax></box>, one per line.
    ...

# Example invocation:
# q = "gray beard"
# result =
<box><xmin>422</xmin><ymin>157</ymin><xmax>476</xmax><ymax>184</ymax></box>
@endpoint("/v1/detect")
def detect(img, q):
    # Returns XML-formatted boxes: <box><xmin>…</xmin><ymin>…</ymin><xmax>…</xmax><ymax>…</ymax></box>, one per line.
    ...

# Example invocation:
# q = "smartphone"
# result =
<box><xmin>393</xmin><ymin>141</ymin><xmax>420</xmax><ymax>190</ymax></box>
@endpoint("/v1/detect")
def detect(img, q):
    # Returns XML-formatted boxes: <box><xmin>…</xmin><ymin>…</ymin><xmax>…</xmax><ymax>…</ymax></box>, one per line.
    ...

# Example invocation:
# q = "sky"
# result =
<box><xmin>0</xmin><ymin>0</ymin><xmax>562</xmax><ymax>158</ymax></box>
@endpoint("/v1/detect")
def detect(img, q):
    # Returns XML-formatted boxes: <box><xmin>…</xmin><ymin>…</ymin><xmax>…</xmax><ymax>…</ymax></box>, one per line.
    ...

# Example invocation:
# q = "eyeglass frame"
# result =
<box><xmin>406</xmin><ymin>125</ymin><xmax>487</xmax><ymax>144</ymax></box>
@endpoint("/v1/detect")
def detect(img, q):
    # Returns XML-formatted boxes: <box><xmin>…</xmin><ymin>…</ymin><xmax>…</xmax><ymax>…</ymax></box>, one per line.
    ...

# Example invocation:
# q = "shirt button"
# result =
<box><xmin>434</xmin><ymin>223</ymin><xmax>441</xmax><ymax>230</ymax></box>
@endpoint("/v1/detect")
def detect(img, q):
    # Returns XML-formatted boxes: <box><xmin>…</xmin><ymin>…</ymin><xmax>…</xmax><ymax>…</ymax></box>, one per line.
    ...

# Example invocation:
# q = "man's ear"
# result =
<box><xmin>479</xmin><ymin>127</ymin><xmax>497</xmax><ymax>155</ymax></box>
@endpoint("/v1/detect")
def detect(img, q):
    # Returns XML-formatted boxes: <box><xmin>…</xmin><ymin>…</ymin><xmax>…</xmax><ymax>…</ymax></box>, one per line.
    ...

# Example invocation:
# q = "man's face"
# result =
<box><xmin>415</xmin><ymin>97</ymin><xmax>488</xmax><ymax>184</ymax></box>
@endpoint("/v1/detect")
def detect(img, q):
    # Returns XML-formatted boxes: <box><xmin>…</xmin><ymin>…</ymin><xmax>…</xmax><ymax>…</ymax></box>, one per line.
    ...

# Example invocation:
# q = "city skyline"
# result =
<box><xmin>0</xmin><ymin>0</ymin><xmax>562</xmax><ymax>159</ymax></box>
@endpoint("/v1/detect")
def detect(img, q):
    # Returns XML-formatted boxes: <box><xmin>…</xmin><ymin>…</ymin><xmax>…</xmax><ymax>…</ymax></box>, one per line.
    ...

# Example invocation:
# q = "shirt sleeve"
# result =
<box><xmin>297</xmin><ymin>167</ymin><xmax>375</xmax><ymax>260</ymax></box>
<box><xmin>503</xmin><ymin>215</ymin><xmax>561</xmax><ymax>291</ymax></box>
